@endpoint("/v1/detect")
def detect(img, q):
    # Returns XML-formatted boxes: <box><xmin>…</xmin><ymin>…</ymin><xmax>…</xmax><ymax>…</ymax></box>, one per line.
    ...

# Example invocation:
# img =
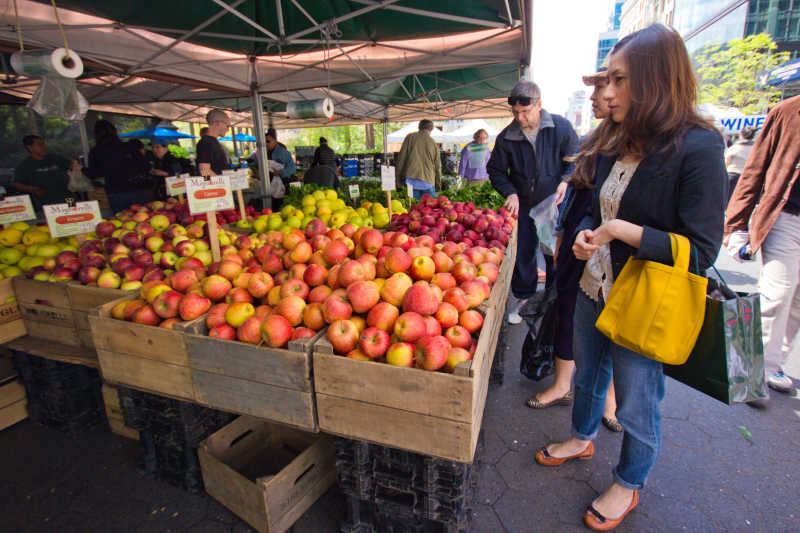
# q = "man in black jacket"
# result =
<box><xmin>487</xmin><ymin>80</ymin><xmax>578</xmax><ymax>324</ymax></box>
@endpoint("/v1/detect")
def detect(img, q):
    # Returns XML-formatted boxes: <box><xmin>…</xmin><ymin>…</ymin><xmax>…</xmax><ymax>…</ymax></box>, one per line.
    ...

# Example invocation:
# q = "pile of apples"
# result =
<box><xmin>105</xmin><ymin>215</ymin><xmax>505</xmax><ymax>366</ymax></box>
<box><xmin>389</xmin><ymin>194</ymin><xmax>516</xmax><ymax>250</ymax></box>
<box><xmin>24</xmin><ymin>199</ymin><xmax>251</xmax><ymax>290</ymax></box>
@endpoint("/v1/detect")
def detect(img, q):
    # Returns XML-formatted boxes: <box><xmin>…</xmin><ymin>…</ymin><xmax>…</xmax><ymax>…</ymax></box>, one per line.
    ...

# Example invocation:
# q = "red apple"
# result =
<box><xmin>206</xmin><ymin>303</ymin><xmax>229</xmax><ymax>328</ymax></box>
<box><xmin>444</xmin><ymin>325</ymin><xmax>471</xmax><ymax>349</ymax></box>
<box><xmin>459</xmin><ymin>309</ymin><xmax>484</xmax><ymax>333</ymax></box>
<box><xmin>261</xmin><ymin>314</ymin><xmax>293</xmax><ymax>348</ymax></box>
<box><xmin>393</xmin><ymin>312</ymin><xmax>427</xmax><ymax>343</ymax></box>
<box><xmin>322</xmin><ymin>292</ymin><xmax>352</xmax><ymax>323</ymax></box>
<box><xmin>277</xmin><ymin>295</ymin><xmax>306</xmax><ymax>327</ymax></box>
<box><xmin>308</xmin><ymin>285</ymin><xmax>332</xmax><ymax>304</ymax></box>
<box><xmin>359</xmin><ymin>327</ymin><xmax>390</xmax><ymax>358</ymax></box>
<box><xmin>385</xmin><ymin>248</ymin><xmax>412</xmax><ymax>274</ymax></box>
<box><xmin>225</xmin><ymin>301</ymin><xmax>255</xmax><ymax>327</ymax></box>
<box><xmin>302</xmin><ymin>302</ymin><xmax>326</xmax><ymax>331</ymax></box>
<box><xmin>152</xmin><ymin>290</ymin><xmax>183</xmax><ymax>319</ymax></box>
<box><xmin>415</xmin><ymin>335</ymin><xmax>451</xmax><ymax>371</ymax></box>
<box><xmin>237</xmin><ymin>316</ymin><xmax>263</xmax><ymax>344</ymax></box>
<box><xmin>366</xmin><ymin>302</ymin><xmax>399</xmax><ymax>331</ymax></box>
<box><xmin>178</xmin><ymin>293</ymin><xmax>211</xmax><ymax>320</ymax></box>
<box><xmin>444</xmin><ymin>347</ymin><xmax>472</xmax><ymax>372</ymax></box>
<box><xmin>327</xmin><ymin>319</ymin><xmax>360</xmax><ymax>354</ymax></box>
<box><xmin>402</xmin><ymin>283</ymin><xmax>439</xmax><ymax>315</ymax></box>
<box><xmin>132</xmin><ymin>304</ymin><xmax>160</xmax><ymax>326</ymax></box>
<box><xmin>202</xmin><ymin>275</ymin><xmax>232</xmax><ymax>301</ymax></box>
<box><xmin>346</xmin><ymin>281</ymin><xmax>380</xmax><ymax>314</ymax></box>
<box><xmin>209</xmin><ymin>324</ymin><xmax>236</xmax><ymax>340</ymax></box>
<box><xmin>386</xmin><ymin>342</ymin><xmax>415</xmax><ymax>367</ymax></box>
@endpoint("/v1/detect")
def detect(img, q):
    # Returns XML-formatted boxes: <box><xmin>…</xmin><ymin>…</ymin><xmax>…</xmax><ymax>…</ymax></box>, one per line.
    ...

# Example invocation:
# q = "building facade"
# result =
<box><xmin>595</xmin><ymin>1</ymin><xmax>626</xmax><ymax>70</ymax></box>
<box><xmin>744</xmin><ymin>0</ymin><xmax>800</xmax><ymax>57</ymax></box>
<box><xmin>565</xmin><ymin>90</ymin><xmax>587</xmax><ymax>134</ymax></box>
<box><xmin>674</xmin><ymin>0</ymin><xmax>748</xmax><ymax>54</ymax></box>
<box><xmin>619</xmin><ymin>0</ymin><xmax>676</xmax><ymax>37</ymax></box>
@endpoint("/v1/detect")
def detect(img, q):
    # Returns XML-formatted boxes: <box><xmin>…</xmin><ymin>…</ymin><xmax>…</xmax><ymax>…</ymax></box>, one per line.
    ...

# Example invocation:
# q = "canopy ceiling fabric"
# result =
<box><xmin>1</xmin><ymin>0</ymin><xmax>523</xmax><ymax>127</ymax></box>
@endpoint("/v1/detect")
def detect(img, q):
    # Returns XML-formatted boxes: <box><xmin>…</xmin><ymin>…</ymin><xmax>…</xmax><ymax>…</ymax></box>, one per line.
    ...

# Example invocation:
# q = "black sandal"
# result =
<box><xmin>526</xmin><ymin>390</ymin><xmax>573</xmax><ymax>409</ymax></box>
<box><xmin>602</xmin><ymin>417</ymin><xmax>624</xmax><ymax>433</ymax></box>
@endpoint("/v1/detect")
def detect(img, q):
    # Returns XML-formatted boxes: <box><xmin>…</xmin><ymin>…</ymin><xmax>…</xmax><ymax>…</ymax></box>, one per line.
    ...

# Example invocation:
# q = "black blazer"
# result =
<box><xmin>577</xmin><ymin>127</ymin><xmax>727</xmax><ymax>278</ymax></box>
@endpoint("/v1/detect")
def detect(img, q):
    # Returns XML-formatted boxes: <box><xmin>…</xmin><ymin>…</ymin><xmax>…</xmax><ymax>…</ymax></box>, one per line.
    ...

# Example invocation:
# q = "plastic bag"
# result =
<box><xmin>67</xmin><ymin>170</ymin><xmax>94</xmax><ymax>192</ymax></box>
<box><xmin>530</xmin><ymin>192</ymin><xmax>559</xmax><ymax>256</ymax></box>
<box><xmin>28</xmin><ymin>76</ymin><xmax>88</xmax><ymax>120</ymax></box>
<box><xmin>270</xmin><ymin>175</ymin><xmax>286</xmax><ymax>199</ymax></box>
<box><xmin>519</xmin><ymin>288</ymin><xmax>557</xmax><ymax>381</ymax></box>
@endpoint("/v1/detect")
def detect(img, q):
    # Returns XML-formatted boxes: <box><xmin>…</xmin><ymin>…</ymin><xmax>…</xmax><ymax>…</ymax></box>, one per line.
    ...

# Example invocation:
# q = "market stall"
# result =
<box><xmin>0</xmin><ymin>2</ymin><xmax>532</xmax><ymax>531</ymax></box>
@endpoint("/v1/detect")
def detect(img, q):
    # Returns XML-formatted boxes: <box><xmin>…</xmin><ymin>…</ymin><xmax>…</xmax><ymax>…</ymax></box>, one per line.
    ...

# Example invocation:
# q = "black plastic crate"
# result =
<box><xmin>337</xmin><ymin>467</ymin><xmax>374</xmax><ymax>500</ymax></box>
<box><xmin>12</xmin><ymin>351</ymin><xmax>100</xmax><ymax>393</ymax></box>
<box><xmin>116</xmin><ymin>387</ymin><xmax>148</xmax><ymax>430</ymax></box>
<box><xmin>335</xmin><ymin>437</ymin><xmax>373</xmax><ymax>469</ymax></box>
<box><xmin>137</xmin><ymin>429</ymin><xmax>205</xmax><ymax>493</ymax></box>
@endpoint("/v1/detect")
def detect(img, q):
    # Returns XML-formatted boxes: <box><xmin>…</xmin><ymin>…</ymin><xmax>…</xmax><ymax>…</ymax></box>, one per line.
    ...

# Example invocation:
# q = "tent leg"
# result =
<box><xmin>251</xmin><ymin>91</ymin><xmax>271</xmax><ymax>211</ymax></box>
<box><xmin>77</xmin><ymin>119</ymin><xmax>90</xmax><ymax>166</ymax></box>
<box><xmin>232</xmin><ymin>127</ymin><xmax>240</xmax><ymax>162</ymax></box>
<box><xmin>382</xmin><ymin>117</ymin><xmax>388</xmax><ymax>163</ymax></box>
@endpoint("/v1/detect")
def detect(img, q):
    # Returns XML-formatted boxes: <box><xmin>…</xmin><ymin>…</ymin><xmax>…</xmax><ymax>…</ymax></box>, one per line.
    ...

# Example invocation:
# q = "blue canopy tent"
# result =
<box><xmin>219</xmin><ymin>133</ymin><xmax>257</xmax><ymax>142</ymax></box>
<box><xmin>120</xmin><ymin>127</ymin><xmax>196</xmax><ymax>141</ymax></box>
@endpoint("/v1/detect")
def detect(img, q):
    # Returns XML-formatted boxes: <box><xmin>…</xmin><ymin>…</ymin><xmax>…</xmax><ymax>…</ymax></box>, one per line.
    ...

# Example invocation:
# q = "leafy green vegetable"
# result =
<box><xmin>442</xmin><ymin>181</ymin><xmax>504</xmax><ymax>210</ymax></box>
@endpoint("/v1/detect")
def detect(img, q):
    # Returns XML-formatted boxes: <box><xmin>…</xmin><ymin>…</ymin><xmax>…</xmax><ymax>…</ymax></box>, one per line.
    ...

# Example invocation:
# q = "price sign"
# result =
<box><xmin>289</xmin><ymin>182</ymin><xmax>302</xmax><ymax>188</ymax></box>
<box><xmin>165</xmin><ymin>176</ymin><xmax>187</xmax><ymax>196</ymax></box>
<box><xmin>228</xmin><ymin>170</ymin><xmax>249</xmax><ymax>191</ymax></box>
<box><xmin>381</xmin><ymin>165</ymin><xmax>396</xmax><ymax>191</ymax></box>
<box><xmin>43</xmin><ymin>201</ymin><xmax>102</xmax><ymax>238</ymax></box>
<box><xmin>407</xmin><ymin>183</ymin><xmax>414</xmax><ymax>199</ymax></box>
<box><xmin>0</xmin><ymin>195</ymin><xmax>35</xmax><ymax>224</ymax></box>
<box><xmin>349</xmin><ymin>184</ymin><xmax>360</xmax><ymax>199</ymax></box>
<box><xmin>186</xmin><ymin>176</ymin><xmax>234</xmax><ymax>214</ymax></box>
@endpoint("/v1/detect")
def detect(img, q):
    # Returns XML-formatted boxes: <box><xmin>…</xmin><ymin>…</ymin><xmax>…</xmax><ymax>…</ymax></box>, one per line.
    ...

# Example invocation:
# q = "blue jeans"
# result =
<box><xmin>412</xmin><ymin>183</ymin><xmax>435</xmax><ymax>201</ymax></box>
<box><xmin>571</xmin><ymin>291</ymin><xmax>665</xmax><ymax>490</ymax></box>
<box><xmin>512</xmin><ymin>203</ymin><xmax>553</xmax><ymax>299</ymax></box>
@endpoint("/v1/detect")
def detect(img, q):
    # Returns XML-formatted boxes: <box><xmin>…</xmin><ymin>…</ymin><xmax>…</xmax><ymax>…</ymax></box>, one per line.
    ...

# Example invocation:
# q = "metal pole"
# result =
<box><xmin>231</xmin><ymin>127</ymin><xmax>240</xmax><ymax>163</ymax></box>
<box><xmin>382</xmin><ymin>118</ymin><xmax>389</xmax><ymax>162</ymax></box>
<box><xmin>250</xmin><ymin>57</ymin><xmax>271</xmax><ymax>210</ymax></box>
<box><xmin>523</xmin><ymin>0</ymin><xmax>534</xmax><ymax>80</ymax></box>
<box><xmin>77</xmin><ymin>119</ymin><xmax>90</xmax><ymax>165</ymax></box>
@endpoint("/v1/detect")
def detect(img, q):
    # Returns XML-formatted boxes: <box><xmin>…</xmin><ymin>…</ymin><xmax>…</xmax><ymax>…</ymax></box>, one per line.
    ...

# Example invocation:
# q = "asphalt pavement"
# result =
<box><xmin>0</xmin><ymin>253</ymin><xmax>798</xmax><ymax>533</ymax></box>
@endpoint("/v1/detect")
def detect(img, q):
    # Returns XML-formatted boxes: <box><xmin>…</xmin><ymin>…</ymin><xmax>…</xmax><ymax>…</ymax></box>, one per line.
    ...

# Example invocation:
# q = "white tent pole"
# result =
<box><xmin>287</xmin><ymin>0</ymin><xmax>402</xmax><ymax>41</ymax></box>
<box><xmin>276</xmin><ymin>0</ymin><xmax>286</xmax><ymax>39</ymax></box>
<box><xmin>77</xmin><ymin>119</ymin><xmax>90</xmax><ymax>166</ymax></box>
<box><xmin>211</xmin><ymin>0</ymin><xmax>279</xmax><ymax>40</ymax></box>
<box><xmin>522</xmin><ymin>0</ymin><xmax>534</xmax><ymax>80</ymax></box>
<box><xmin>382</xmin><ymin>110</ymin><xmax>389</xmax><ymax>162</ymax></box>
<box><xmin>250</xmin><ymin>58</ymin><xmax>271</xmax><ymax>210</ymax></box>
<box><xmin>349</xmin><ymin>1</ymin><xmax>509</xmax><ymax>28</ymax></box>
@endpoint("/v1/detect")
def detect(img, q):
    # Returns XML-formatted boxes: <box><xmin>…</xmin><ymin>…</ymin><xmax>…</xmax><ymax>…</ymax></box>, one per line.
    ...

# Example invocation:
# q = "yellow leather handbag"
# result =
<box><xmin>595</xmin><ymin>234</ymin><xmax>708</xmax><ymax>365</ymax></box>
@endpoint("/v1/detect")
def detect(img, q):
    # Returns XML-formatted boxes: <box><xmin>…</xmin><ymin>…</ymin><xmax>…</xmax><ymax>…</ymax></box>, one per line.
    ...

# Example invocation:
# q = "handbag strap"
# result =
<box><xmin>690</xmin><ymin>242</ymin><xmax>738</xmax><ymax>299</ymax></box>
<box><xmin>671</xmin><ymin>234</ymin><xmax>691</xmax><ymax>272</ymax></box>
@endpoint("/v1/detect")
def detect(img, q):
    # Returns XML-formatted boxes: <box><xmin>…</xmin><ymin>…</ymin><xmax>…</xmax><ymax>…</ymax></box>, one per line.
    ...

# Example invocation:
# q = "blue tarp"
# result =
<box><xmin>120</xmin><ymin>127</ymin><xmax>196</xmax><ymax>140</ymax></box>
<box><xmin>219</xmin><ymin>133</ymin><xmax>257</xmax><ymax>141</ymax></box>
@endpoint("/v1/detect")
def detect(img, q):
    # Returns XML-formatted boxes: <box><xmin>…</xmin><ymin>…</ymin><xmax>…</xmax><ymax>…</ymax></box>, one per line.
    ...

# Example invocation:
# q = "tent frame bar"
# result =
<box><xmin>210</xmin><ymin>0</ymin><xmax>279</xmax><ymax>41</ymax></box>
<box><xmin>349</xmin><ymin>0</ymin><xmax>510</xmax><ymax>29</ymax></box>
<box><xmin>287</xmin><ymin>0</ymin><xmax>402</xmax><ymax>41</ymax></box>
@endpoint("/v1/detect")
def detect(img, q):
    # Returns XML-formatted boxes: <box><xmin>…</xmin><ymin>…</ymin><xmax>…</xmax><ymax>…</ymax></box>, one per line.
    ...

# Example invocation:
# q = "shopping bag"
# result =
<box><xmin>595</xmin><ymin>234</ymin><xmax>708</xmax><ymax>365</ymax></box>
<box><xmin>530</xmin><ymin>192</ymin><xmax>559</xmax><ymax>256</ymax></box>
<box><xmin>664</xmin><ymin>286</ymin><xmax>767</xmax><ymax>405</ymax></box>
<box><xmin>519</xmin><ymin>288</ymin><xmax>557</xmax><ymax>381</ymax></box>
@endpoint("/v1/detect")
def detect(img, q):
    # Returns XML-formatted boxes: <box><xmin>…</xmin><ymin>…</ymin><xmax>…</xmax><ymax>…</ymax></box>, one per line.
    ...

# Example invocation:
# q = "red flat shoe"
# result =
<box><xmin>583</xmin><ymin>490</ymin><xmax>639</xmax><ymax>531</ymax></box>
<box><xmin>535</xmin><ymin>441</ymin><xmax>594</xmax><ymax>466</ymax></box>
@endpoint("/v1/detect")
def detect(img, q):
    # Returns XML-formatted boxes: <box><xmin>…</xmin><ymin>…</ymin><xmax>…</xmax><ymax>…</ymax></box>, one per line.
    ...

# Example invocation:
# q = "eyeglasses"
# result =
<box><xmin>508</xmin><ymin>95</ymin><xmax>535</xmax><ymax>107</ymax></box>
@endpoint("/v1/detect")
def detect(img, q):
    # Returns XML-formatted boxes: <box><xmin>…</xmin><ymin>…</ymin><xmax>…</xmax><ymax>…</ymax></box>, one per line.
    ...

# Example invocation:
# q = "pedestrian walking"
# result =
<box><xmin>395</xmin><ymin>119</ymin><xmax>442</xmax><ymax>199</ymax></box>
<box><xmin>526</xmin><ymin>63</ymin><xmax>622</xmax><ymax>435</ymax></box>
<box><xmin>535</xmin><ymin>24</ymin><xmax>726</xmax><ymax>531</ymax></box>
<box><xmin>487</xmin><ymin>81</ymin><xmax>578</xmax><ymax>324</ymax></box>
<box><xmin>457</xmin><ymin>129</ymin><xmax>491</xmax><ymax>184</ymax></box>
<box><xmin>725</xmin><ymin>94</ymin><xmax>800</xmax><ymax>395</ymax></box>
<box><xmin>724</xmin><ymin>126</ymin><xmax>756</xmax><ymax>202</ymax></box>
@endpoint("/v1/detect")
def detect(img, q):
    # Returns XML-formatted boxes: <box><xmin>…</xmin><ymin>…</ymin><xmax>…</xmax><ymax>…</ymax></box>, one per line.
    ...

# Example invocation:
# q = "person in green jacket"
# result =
<box><xmin>395</xmin><ymin>119</ymin><xmax>441</xmax><ymax>199</ymax></box>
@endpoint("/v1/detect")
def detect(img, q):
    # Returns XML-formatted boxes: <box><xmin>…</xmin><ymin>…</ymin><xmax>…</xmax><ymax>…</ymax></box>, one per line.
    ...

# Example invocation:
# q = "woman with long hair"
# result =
<box><xmin>534</xmin><ymin>25</ymin><xmax>726</xmax><ymax>530</ymax></box>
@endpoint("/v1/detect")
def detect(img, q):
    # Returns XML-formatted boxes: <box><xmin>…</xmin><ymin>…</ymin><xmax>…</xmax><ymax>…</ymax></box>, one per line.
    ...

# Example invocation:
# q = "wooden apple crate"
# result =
<box><xmin>198</xmin><ymin>416</ymin><xmax>335</xmax><ymax>533</ymax></box>
<box><xmin>101</xmin><ymin>384</ymin><xmax>139</xmax><ymax>440</ymax></box>
<box><xmin>0</xmin><ymin>356</ymin><xmax>27</xmax><ymax>431</ymax></box>
<box><xmin>89</xmin><ymin>295</ymin><xmax>198</xmax><ymax>402</ymax></box>
<box><xmin>11</xmin><ymin>277</ymin><xmax>133</xmax><ymax>354</ymax></box>
<box><xmin>183</xmin><ymin>323</ymin><xmax>324</xmax><ymax>432</ymax></box>
<box><xmin>0</xmin><ymin>277</ymin><xmax>25</xmax><ymax>344</ymax></box>
<box><xmin>313</xmin><ymin>233</ymin><xmax>515</xmax><ymax>463</ymax></box>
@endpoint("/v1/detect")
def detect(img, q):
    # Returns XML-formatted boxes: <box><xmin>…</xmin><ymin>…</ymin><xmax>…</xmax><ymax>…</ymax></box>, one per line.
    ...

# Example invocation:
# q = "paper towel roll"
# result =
<box><xmin>286</xmin><ymin>98</ymin><xmax>334</xmax><ymax>120</ymax></box>
<box><xmin>10</xmin><ymin>48</ymin><xmax>84</xmax><ymax>78</ymax></box>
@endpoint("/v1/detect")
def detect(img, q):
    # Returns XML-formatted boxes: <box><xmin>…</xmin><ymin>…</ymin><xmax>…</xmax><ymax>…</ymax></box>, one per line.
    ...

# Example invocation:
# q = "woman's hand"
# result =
<box><xmin>573</xmin><ymin>230</ymin><xmax>599</xmax><ymax>260</ymax></box>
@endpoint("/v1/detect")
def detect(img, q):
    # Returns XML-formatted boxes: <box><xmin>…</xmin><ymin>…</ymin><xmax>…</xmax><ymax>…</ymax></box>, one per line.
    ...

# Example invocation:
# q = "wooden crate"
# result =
<box><xmin>0</xmin><ymin>277</ymin><xmax>25</xmax><ymax>344</ymax></box>
<box><xmin>198</xmin><ymin>416</ymin><xmax>336</xmax><ymax>533</ymax></box>
<box><xmin>90</xmin><ymin>295</ymin><xmax>197</xmax><ymax>401</ymax></box>
<box><xmin>183</xmin><ymin>323</ymin><xmax>324</xmax><ymax>432</ymax></box>
<box><xmin>101</xmin><ymin>384</ymin><xmax>139</xmax><ymax>440</ymax></box>
<box><xmin>12</xmin><ymin>277</ymin><xmax>131</xmax><ymax>352</ymax></box>
<box><xmin>312</xmin><ymin>229</ymin><xmax>516</xmax><ymax>463</ymax></box>
<box><xmin>0</xmin><ymin>377</ymin><xmax>27</xmax><ymax>431</ymax></box>
<box><xmin>13</xmin><ymin>276</ymin><xmax>78</xmax><ymax>347</ymax></box>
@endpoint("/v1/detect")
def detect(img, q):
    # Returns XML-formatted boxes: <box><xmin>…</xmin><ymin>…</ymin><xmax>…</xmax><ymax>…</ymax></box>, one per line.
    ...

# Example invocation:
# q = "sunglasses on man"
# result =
<box><xmin>508</xmin><ymin>95</ymin><xmax>534</xmax><ymax>106</ymax></box>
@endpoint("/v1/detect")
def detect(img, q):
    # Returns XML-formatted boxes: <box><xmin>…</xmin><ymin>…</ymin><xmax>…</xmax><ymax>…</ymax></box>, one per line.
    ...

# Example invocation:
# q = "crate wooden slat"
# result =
<box><xmin>0</xmin><ymin>378</ymin><xmax>27</xmax><ymax>431</ymax></box>
<box><xmin>90</xmin><ymin>295</ymin><xmax>197</xmax><ymax>401</ymax></box>
<box><xmin>5</xmin><ymin>336</ymin><xmax>100</xmax><ymax>369</ymax></box>
<box><xmin>313</xmin><ymin>226</ymin><xmax>515</xmax><ymax>463</ymax></box>
<box><xmin>0</xmin><ymin>278</ymin><xmax>25</xmax><ymax>344</ymax></box>
<box><xmin>198</xmin><ymin>416</ymin><xmax>336</xmax><ymax>533</ymax></box>
<box><xmin>12</xmin><ymin>277</ymin><xmax>132</xmax><ymax>354</ymax></box>
<box><xmin>183</xmin><ymin>322</ymin><xmax>323</xmax><ymax>432</ymax></box>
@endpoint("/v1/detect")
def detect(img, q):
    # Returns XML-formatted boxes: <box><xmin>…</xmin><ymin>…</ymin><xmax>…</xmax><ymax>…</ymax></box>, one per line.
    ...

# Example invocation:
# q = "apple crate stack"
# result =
<box><xmin>115</xmin><ymin>387</ymin><xmax>235</xmax><ymax>492</ymax></box>
<box><xmin>336</xmin><ymin>438</ymin><xmax>476</xmax><ymax>533</ymax></box>
<box><xmin>11</xmin><ymin>351</ymin><xmax>105</xmax><ymax>435</ymax></box>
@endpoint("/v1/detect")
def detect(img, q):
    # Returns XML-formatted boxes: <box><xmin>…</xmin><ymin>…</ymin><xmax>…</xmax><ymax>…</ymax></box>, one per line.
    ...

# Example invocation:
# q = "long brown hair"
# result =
<box><xmin>571</xmin><ymin>24</ymin><xmax>717</xmax><ymax>188</ymax></box>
